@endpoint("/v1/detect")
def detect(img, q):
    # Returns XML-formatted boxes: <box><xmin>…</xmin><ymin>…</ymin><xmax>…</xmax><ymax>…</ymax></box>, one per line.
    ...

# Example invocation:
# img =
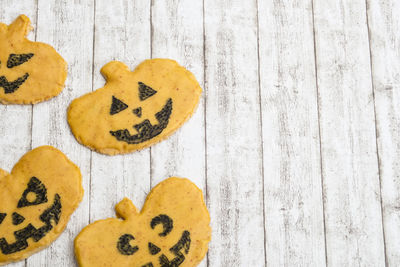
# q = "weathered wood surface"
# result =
<box><xmin>313</xmin><ymin>0</ymin><xmax>385</xmax><ymax>266</ymax></box>
<box><xmin>367</xmin><ymin>0</ymin><xmax>400</xmax><ymax>265</ymax></box>
<box><xmin>0</xmin><ymin>0</ymin><xmax>399</xmax><ymax>266</ymax></box>
<box><xmin>204</xmin><ymin>0</ymin><xmax>265</xmax><ymax>266</ymax></box>
<box><xmin>258</xmin><ymin>0</ymin><xmax>326</xmax><ymax>266</ymax></box>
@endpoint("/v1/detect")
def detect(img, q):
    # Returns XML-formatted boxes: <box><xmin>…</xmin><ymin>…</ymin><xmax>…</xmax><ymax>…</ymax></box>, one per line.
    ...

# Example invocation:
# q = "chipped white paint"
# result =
<box><xmin>0</xmin><ymin>0</ymin><xmax>399</xmax><ymax>266</ymax></box>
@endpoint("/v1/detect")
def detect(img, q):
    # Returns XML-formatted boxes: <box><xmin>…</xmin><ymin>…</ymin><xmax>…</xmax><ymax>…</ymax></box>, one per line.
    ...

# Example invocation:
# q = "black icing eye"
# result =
<box><xmin>150</xmin><ymin>214</ymin><xmax>173</xmax><ymax>237</ymax></box>
<box><xmin>117</xmin><ymin>234</ymin><xmax>138</xmax><ymax>255</ymax></box>
<box><xmin>17</xmin><ymin>177</ymin><xmax>48</xmax><ymax>208</ymax></box>
<box><xmin>110</xmin><ymin>96</ymin><xmax>128</xmax><ymax>115</ymax></box>
<box><xmin>0</xmin><ymin>213</ymin><xmax>6</xmax><ymax>224</ymax></box>
<box><xmin>7</xmin><ymin>53</ymin><xmax>34</xmax><ymax>68</ymax></box>
<box><xmin>138</xmin><ymin>82</ymin><xmax>157</xmax><ymax>101</ymax></box>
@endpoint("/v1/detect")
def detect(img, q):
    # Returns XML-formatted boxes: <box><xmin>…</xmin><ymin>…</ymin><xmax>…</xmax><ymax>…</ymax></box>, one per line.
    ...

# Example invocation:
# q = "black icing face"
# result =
<box><xmin>0</xmin><ymin>53</ymin><xmax>34</xmax><ymax>94</ymax></box>
<box><xmin>116</xmin><ymin>214</ymin><xmax>191</xmax><ymax>267</ymax></box>
<box><xmin>0</xmin><ymin>177</ymin><xmax>62</xmax><ymax>255</ymax></box>
<box><xmin>109</xmin><ymin>82</ymin><xmax>173</xmax><ymax>144</ymax></box>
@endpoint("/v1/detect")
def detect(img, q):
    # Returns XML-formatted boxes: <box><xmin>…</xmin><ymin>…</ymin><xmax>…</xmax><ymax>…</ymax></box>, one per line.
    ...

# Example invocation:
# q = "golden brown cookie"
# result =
<box><xmin>75</xmin><ymin>177</ymin><xmax>210</xmax><ymax>267</ymax></box>
<box><xmin>0</xmin><ymin>15</ymin><xmax>67</xmax><ymax>104</ymax></box>
<box><xmin>0</xmin><ymin>146</ymin><xmax>83</xmax><ymax>265</ymax></box>
<box><xmin>67</xmin><ymin>59</ymin><xmax>202</xmax><ymax>155</ymax></box>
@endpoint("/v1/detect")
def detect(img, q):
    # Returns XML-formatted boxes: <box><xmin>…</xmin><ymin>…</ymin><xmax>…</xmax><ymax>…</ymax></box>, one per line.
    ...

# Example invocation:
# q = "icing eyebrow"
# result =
<box><xmin>7</xmin><ymin>53</ymin><xmax>34</xmax><ymax>68</ymax></box>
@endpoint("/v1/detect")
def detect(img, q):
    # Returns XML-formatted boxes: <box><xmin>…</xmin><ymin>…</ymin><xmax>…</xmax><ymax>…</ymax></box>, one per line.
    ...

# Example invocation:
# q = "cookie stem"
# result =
<box><xmin>8</xmin><ymin>15</ymin><xmax>31</xmax><ymax>39</ymax></box>
<box><xmin>115</xmin><ymin>198</ymin><xmax>139</xmax><ymax>219</ymax></box>
<box><xmin>100</xmin><ymin>61</ymin><xmax>130</xmax><ymax>81</ymax></box>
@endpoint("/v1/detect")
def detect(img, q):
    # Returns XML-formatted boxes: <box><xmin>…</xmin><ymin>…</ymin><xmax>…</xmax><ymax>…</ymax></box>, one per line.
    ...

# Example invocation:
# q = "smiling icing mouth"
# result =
<box><xmin>110</xmin><ymin>98</ymin><xmax>173</xmax><ymax>144</ymax></box>
<box><xmin>0</xmin><ymin>194</ymin><xmax>62</xmax><ymax>255</ymax></box>
<box><xmin>0</xmin><ymin>73</ymin><xmax>29</xmax><ymax>94</ymax></box>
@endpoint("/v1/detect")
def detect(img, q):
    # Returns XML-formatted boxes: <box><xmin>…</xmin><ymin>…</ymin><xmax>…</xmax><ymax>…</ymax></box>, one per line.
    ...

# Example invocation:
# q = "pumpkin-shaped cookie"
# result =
<box><xmin>0</xmin><ymin>15</ymin><xmax>67</xmax><ymax>104</ymax></box>
<box><xmin>75</xmin><ymin>177</ymin><xmax>210</xmax><ymax>267</ymax></box>
<box><xmin>0</xmin><ymin>146</ymin><xmax>83</xmax><ymax>265</ymax></box>
<box><xmin>67</xmin><ymin>59</ymin><xmax>202</xmax><ymax>155</ymax></box>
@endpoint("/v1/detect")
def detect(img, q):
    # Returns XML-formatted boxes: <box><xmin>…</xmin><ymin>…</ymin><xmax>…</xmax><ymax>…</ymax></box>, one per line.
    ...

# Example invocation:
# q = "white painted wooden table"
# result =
<box><xmin>0</xmin><ymin>0</ymin><xmax>399</xmax><ymax>266</ymax></box>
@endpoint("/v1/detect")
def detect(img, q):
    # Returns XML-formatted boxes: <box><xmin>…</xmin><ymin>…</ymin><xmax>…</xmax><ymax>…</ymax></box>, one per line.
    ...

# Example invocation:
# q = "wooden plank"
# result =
<box><xmin>367</xmin><ymin>0</ymin><xmax>400</xmax><ymax>265</ymax></box>
<box><xmin>90</xmin><ymin>0</ymin><xmax>151</xmax><ymax>224</ymax></box>
<box><xmin>27</xmin><ymin>1</ymin><xmax>94</xmax><ymax>266</ymax></box>
<box><xmin>151</xmin><ymin>0</ymin><xmax>206</xmax><ymax>266</ymax></box>
<box><xmin>151</xmin><ymin>0</ymin><xmax>205</xmax><ymax>191</ymax></box>
<box><xmin>313</xmin><ymin>0</ymin><xmax>385</xmax><ymax>265</ymax></box>
<box><xmin>0</xmin><ymin>5</ymin><xmax>36</xmax><ymax>170</ymax></box>
<box><xmin>0</xmin><ymin>2</ymin><xmax>37</xmax><ymax>267</ymax></box>
<box><xmin>203</xmin><ymin>0</ymin><xmax>265</xmax><ymax>265</ymax></box>
<box><xmin>257</xmin><ymin>0</ymin><xmax>326</xmax><ymax>266</ymax></box>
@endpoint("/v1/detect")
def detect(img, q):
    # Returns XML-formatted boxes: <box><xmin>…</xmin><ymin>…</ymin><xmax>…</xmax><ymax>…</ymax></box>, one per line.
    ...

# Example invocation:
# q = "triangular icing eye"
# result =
<box><xmin>17</xmin><ymin>177</ymin><xmax>48</xmax><ymax>208</ymax></box>
<box><xmin>110</xmin><ymin>96</ymin><xmax>128</xmax><ymax>115</ymax></box>
<box><xmin>0</xmin><ymin>213</ymin><xmax>6</xmax><ymax>224</ymax></box>
<box><xmin>138</xmin><ymin>82</ymin><xmax>157</xmax><ymax>101</ymax></box>
<box><xmin>7</xmin><ymin>53</ymin><xmax>34</xmax><ymax>68</ymax></box>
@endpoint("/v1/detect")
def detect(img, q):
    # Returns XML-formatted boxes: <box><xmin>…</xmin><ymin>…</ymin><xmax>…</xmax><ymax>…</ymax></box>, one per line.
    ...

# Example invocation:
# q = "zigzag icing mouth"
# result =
<box><xmin>110</xmin><ymin>98</ymin><xmax>173</xmax><ymax>144</ymax></box>
<box><xmin>0</xmin><ymin>194</ymin><xmax>62</xmax><ymax>255</ymax></box>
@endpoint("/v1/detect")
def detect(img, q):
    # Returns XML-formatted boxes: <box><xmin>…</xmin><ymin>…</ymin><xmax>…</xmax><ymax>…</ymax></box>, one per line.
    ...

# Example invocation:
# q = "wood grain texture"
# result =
<box><xmin>150</xmin><ymin>0</ymin><xmax>205</xmax><ymax>193</ymax></box>
<box><xmin>367</xmin><ymin>0</ymin><xmax>400</xmax><ymax>265</ymax></box>
<box><xmin>90</xmin><ymin>0</ymin><xmax>151</xmax><ymax>224</ymax></box>
<box><xmin>0</xmin><ymin>4</ymin><xmax>36</xmax><ymax>168</ymax></box>
<box><xmin>258</xmin><ymin>0</ymin><xmax>326</xmax><ymax>266</ymax></box>
<box><xmin>0</xmin><ymin>2</ymin><xmax>37</xmax><ymax>267</ymax></box>
<box><xmin>204</xmin><ymin>0</ymin><xmax>265</xmax><ymax>265</ymax></box>
<box><xmin>151</xmin><ymin>1</ymin><xmax>206</xmax><ymax>265</ymax></box>
<box><xmin>313</xmin><ymin>0</ymin><xmax>385</xmax><ymax>265</ymax></box>
<box><xmin>28</xmin><ymin>1</ymin><xmax>94</xmax><ymax>266</ymax></box>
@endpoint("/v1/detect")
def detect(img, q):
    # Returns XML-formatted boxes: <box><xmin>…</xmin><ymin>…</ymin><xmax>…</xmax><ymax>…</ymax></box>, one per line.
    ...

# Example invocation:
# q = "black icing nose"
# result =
<box><xmin>0</xmin><ymin>212</ymin><xmax>26</xmax><ymax>226</ymax></box>
<box><xmin>132</xmin><ymin>107</ymin><xmax>142</xmax><ymax>118</ymax></box>
<box><xmin>148</xmin><ymin>242</ymin><xmax>161</xmax><ymax>255</ymax></box>
<box><xmin>12</xmin><ymin>212</ymin><xmax>25</xmax><ymax>225</ymax></box>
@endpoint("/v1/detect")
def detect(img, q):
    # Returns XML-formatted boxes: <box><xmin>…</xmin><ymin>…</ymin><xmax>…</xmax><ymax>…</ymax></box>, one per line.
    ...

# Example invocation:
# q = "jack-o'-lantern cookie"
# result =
<box><xmin>0</xmin><ymin>15</ymin><xmax>67</xmax><ymax>104</ymax></box>
<box><xmin>67</xmin><ymin>59</ymin><xmax>202</xmax><ymax>155</ymax></box>
<box><xmin>0</xmin><ymin>146</ymin><xmax>83</xmax><ymax>265</ymax></box>
<box><xmin>75</xmin><ymin>177</ymin><xmax>210</xmax><ymax>267</ymax></box>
